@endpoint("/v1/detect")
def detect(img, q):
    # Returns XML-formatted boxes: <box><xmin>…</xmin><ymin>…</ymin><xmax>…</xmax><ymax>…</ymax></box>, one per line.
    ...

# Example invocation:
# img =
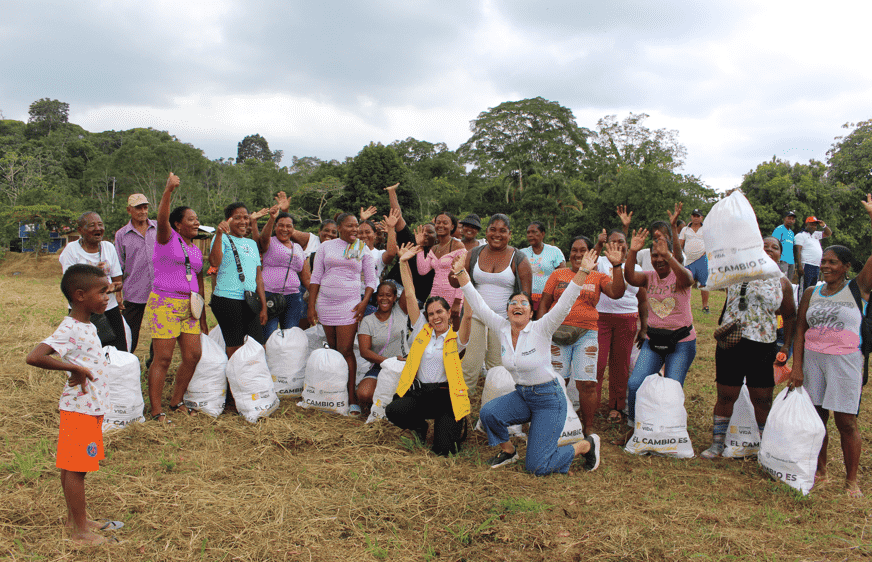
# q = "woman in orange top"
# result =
<box><xmin>537</xmin><ymin>235</ymin><xmax>625</xmax><ymax>434</ymax></box>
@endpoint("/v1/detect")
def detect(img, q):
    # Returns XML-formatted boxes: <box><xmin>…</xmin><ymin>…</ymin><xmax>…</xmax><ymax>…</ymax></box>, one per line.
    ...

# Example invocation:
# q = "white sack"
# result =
<box><xmin>297</xmin><ymin>347</ymin><xmax>350</xmax><ymax>416</ymax></box>
<box><xmin>184</xmin><ymin>333</ymin><xmax>227</xmax><ymax>417</ymax></box>
<box><xmin>365</xmin><ymin>358</ymin><xmax>405</xmax><ymax>423</ymax></box>
<box><xmin>703</xmin><ymin>190</ymin><xmax>782</xmax><ymax>290</ymax></box>
<box><xmin>101</xmin><ymin>346</ymin><xmax>145</xmax><ymax>432</ymax></box>
<box><xmin>226</xmin><ymin>336</ymin><xmax>279</xmax><ymax>423</ymax></box>
<box><xmin>304</xmin><ymin>324</ymin><xmax>327</xmax><ymax>354</ymax></box>
<box><xmin>759</xmin><ymin>386</ymin><xmax>825</xmax><ymax>495</ymax></box>
<box><xmin>557</xmin><ymin>379</ymin><xmax>585</xmax><ymax>447</ymax></box>
<box><xmin>474</xmin><ymin>367</ymin><xmax>526</xmax><ymax>439</ymax></box>
<box><xmin>625</xmin><ymin>374</ymin><xmax>694</xmax><ymax>458</ymax></box>
<box><xmin>723</xmin><ymin>384</ymin><xmax>761</xmax><ymax>458</ymax></box>
<box><xmin>123</xmin><ymin>316</ymin><xmax>132</xmax><ymax>353</ymax></box>
<box><xmin>265</xmin><ymin>327</ymin><xmax>309</xmax><ymax>397</ymax></box>
<box><xmin>209</xmin><ymin>324</ymin><xmax>226</xmax><ymax>351</ymax></box>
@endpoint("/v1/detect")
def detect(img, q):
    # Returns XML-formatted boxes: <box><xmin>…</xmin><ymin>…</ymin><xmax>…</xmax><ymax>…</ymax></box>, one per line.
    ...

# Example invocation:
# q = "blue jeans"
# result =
<box><xmin>800</xmin><ymin>264</ymin><xmax>819</xmax><ymax>301</ymax></box>
<box><xmin>263</xmin><ymin>292</ymin><xmax>304</xmax><ymax>340</ymax></box>
<box><xmin>627</xmin><ymin>339</ymin><xmax>697</xmax><ymax>422</ymax></box>
<box><xmin>479</xmin><ymin>379</ymin><xmax>575</xmax><ymax>475</ymax></box>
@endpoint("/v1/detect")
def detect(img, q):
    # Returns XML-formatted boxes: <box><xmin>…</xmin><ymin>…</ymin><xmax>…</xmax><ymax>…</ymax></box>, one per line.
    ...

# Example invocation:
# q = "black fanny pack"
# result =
<box><xmin>646</xmin><ymin>326</ymin><xmax>692</xmax><ymax>356</ymax></box>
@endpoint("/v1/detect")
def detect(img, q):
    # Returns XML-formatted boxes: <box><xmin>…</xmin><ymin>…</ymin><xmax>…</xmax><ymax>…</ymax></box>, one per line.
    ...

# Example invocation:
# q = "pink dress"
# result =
<box><xmin>417</xmin><ymin>244</ymin><xmax>465</xmax><ymax>305</ymax></box>
<box><xmin>311</xmin><ymin>239</ymin><xmax>377</xmax><ymax>326</ymax></box>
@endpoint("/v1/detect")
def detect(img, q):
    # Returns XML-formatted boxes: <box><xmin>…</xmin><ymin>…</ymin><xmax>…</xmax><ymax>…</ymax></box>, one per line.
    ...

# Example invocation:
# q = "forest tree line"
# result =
<box><xmin>2</xmin><ymin>97</ymin><xmax>872</xmax><ymax>265</ymax></box>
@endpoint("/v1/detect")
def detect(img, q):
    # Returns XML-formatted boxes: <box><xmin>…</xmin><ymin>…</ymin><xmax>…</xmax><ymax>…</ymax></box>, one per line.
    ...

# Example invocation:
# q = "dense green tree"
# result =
<box><xmin>340</xmin><ymin>143</ymin><xmax>414</xmax><ymax>221</ymax></box>
<box><xmin>237</xmin><ymin>133</ymin><xmax>281</xmax><ymax>164</ymax></box>
<box><xmin>27</xmin><ymin>98</ymin><xmax>70</xmax><ymax>136</ymax></box>
<box><xmin>457</xmin><ymin>97</ymin><xmax>590</xmax><ymax>197</ymax></box>
<box><xmin>828</xmin><ymin>120</ymin><xmax>872</xmax><ymax>193</ymax></box>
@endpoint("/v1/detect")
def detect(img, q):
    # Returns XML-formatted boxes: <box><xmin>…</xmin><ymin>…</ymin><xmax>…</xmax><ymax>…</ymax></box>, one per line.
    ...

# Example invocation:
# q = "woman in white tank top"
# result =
<box><xmin>451</xmin><ymin>214</ymin><xmax>532</xmax><ymax>393</ymax></box>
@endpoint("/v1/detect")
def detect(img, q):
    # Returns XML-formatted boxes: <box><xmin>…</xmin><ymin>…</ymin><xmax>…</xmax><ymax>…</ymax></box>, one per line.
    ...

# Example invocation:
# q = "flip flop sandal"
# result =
<box><xmin>98</xmin><ymin>520</ymin><xmax>124</xmax><ymax>531</ymax></box>
<box><xmin>169</xmin><ymin>402</ymin><xmax>195</xmax><ymax>416</ymax></box>
<box><xmin>151</xmin><ymin>413</ymin><xmax>173</xmax><ymax>424</ymax></box>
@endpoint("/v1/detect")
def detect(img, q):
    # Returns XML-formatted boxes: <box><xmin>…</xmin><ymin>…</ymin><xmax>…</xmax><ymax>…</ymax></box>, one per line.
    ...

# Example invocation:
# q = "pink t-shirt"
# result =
<box><xmin>644</xmin><ymin>269</ymin><xmax>696</xmax><ymax>342</ymax></box>
<box><xmin>153</xmin><ymin>229</ymin><xmax>202</xmax><ymax>299</ymax></box>
<box><xmin>262</xmin><ymin>237</ymin><xmax>305</xmax><ymax>294</ymax></box>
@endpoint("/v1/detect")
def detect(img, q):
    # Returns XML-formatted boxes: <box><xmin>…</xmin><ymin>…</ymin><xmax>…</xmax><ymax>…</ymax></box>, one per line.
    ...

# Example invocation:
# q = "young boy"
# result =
<box><xmin>26</xmin><ymin>264</ymin><xmax>119</xmax><ymax>546</ymax></box>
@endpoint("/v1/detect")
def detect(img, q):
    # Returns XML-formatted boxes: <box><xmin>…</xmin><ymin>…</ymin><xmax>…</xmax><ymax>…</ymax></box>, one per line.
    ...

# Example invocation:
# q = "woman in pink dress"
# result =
<box><xmin>308</xmin><ymin>212</ymin><xmax>377</xmax><ymax>415</ymax></box>
<box><xmin>416</xmin><ymin>212</ymin><xmax>465</xmax><ymax>329</ymax></box>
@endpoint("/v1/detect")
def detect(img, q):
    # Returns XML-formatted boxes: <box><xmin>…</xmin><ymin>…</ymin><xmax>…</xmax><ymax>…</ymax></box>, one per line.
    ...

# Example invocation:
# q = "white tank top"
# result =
<box><xmin>473</xmin><ymin>250</ymin><xmax>517</xmax><ymax>315</ymax></box>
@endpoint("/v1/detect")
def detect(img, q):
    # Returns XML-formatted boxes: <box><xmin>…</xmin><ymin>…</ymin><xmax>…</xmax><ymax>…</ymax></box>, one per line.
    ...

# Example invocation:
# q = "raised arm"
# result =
<box><xmin>624</xmin><ymin>229</ymin><xmax>649</xmax><ymax>288</ymax></box>
<box><xmin>600</xmin><ymin>241</ymin><xmax>627</xmax><ymax>299</ymax></box>
<box><xmin>258</xmin><ymin>205</ymin><xmax>278</xmax><ymax>253</ymax></box>
<box><xmin>383</xmin><ymin>183</ymin><xmax>406</xmax><ymax>231</ymax></box>
<box><xmin>209</xmin><ymin>221</ymin><xmax>228</xmax><ymax>270</ymax></box>
<box><xmin>667</xmin><ymin>202</ymin><xmax>684</xmax><ymax>264</ymax></box>
<box><xmin>617</xmin><ymin>205</ymin><xmax>632</xmax><ymax>236</ymax></box>
<box><xmin>856</xmin><ymin>194</ymin><xmax>872</xmax><ymax>297</ymax></box>
<box><xmin>156</xmin><ymin>172</ymin><xmax>180</xmax><ymax>245</ymax></box>
<box><xmin>381</xmin><ymin>208</ymin><xmax>401</xmax><ymax>265</ymax></box>
<box><xmin>654</xmin><ymin>237</ymin><xmax>693</xmax><ymax>290</ymax></box>
<box><xmin>398</xmin><ymin>242</ymin><xmax>421</xmax><ymax>327</ymax></box>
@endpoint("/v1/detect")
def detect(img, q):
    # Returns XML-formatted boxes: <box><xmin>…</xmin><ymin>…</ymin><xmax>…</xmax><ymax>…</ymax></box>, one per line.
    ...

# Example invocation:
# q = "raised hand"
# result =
<box><xmin>384</xmin><ymin>183</ymin><xmax>399</xmax><ymax>192</ymax></box>
<box><xmin>580</xmin><ymin>248</ymin><xmax>598</xmax><ymax>272</ymax></box>
<box><xmin>667</xmin><ymin>202</ymin><xmax>683</xmax><ymax>226</ymax></box>
<box><xmin>274</xmin><ymin>191</ymin><xmax>290</xmax><ymax>212</ymax></box>
<box><xmin>597</xmin><ymin>228</ymin><xmax>608</xmax><ymax>245</ymax></box>
<box><xmin>450</xmin><ymin>250</ymin><xmax>468</xmax><ymax>274</ymax></box>
<box><xmin>250</xmin><ymin>208</ymin><xmax>269</xmax><ymax>222</ymax></box>
<box><xmin>398</xmin><ymin>242</ymin><xmax>420</xmax><ymax>262</ymax></box>
<box><xmin>414</xmin><ymin>225</ymin><xmax>428</xmax><ymax>246</ymax></box>
<box><xmin>217</xmin><ymin>221</ymin><xmax>230</xmax><ymax>235</ymax></box>
<box><xmin>385</xmin><ymin>208</ymin><xmax>400</xmax><ymax>229</ymax></box>
<box><xmin>375</xmin><ymin>220</ymin><xmax>388</xmax><ymax>234</ymax></box>
<box><xmin>652</xmin><ymin>236</ymin><xmax>672</xmax><ymax>259</ymax></box>
<box><xmin>604</xmin><ymin>241</ymin><xmax>624</xmax><ymax>266</ymax></box>
<box><xmin>360</xmin><ymin>206</ymin><xmax>378</xmax><ymax>222</ymax></box>
<box><xmin>617</xmin><ymin>205</ymin><xmax>633</xmax><ymax>228</ymax></box>
<box><xmin>629</xmin><ymin>228</ymin><xmax>648</xmax><ymax>252</ymax></box>
<box><xmin>863</xmin><ymin>193</ymin><xmax>872</xmax><ymax>215</ymax></box>
<box><xmin>165</xmin><ymin>172</ymin><xmax>180</xmax><ymax>192</ymax></box>
<box><xmin>268</xmin><ymin>205</ymin><xmax>279</xmax><ymax>219</ymax></box>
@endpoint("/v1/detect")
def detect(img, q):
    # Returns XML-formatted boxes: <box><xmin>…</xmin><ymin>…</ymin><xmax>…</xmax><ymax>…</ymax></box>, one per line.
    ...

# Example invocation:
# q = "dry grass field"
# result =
<box><xmin>1</xmin><ymin>252</ymin><xmax>870</xmax><ymax>561</ymax></box>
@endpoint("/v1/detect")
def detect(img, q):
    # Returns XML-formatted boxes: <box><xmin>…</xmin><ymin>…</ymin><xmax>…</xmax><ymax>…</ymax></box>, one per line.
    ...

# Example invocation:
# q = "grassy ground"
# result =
<box><xmin>1</xmin><ymin>253</ymin><xmax>870</xmax><ymax>561</ymax></box>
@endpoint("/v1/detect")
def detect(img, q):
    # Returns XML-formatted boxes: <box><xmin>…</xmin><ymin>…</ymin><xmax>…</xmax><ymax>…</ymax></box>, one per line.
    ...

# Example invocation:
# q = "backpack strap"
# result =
<box><xmin>467</xmin><ymin>245</ymin><xmax>485</xmax><ymax>287</ymax></box>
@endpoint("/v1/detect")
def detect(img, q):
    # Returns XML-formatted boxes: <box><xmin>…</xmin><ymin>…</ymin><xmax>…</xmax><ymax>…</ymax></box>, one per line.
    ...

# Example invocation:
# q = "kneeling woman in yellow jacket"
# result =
<box><xmin>386</xmin><ymin>243</ymin><xmax>473</xmax><ymax>456</ymax></box>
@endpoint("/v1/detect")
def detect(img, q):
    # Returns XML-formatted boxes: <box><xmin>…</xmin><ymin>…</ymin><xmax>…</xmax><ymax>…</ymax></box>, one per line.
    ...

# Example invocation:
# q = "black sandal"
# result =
<box><xmin>169</xmin><ymin>402</ymin><xmax>195</xmax><ymax>415</ymax></box>
<box><xmin>151</xmin><ymin>413</ymin><xmax>172</xmax><ymax>424</ymax></box>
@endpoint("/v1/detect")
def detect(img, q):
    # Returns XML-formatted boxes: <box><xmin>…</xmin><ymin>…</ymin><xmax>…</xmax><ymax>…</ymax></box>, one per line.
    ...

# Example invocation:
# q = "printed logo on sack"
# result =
<box><xmin>86</xmin><ymin>442</ymin><xmax>97</xmax><ymax>458</ymax></box>
<box><xmin>636</xmin><ymin>422</ymin><xmax>641</xmax><ymax>429</ymax></box>
<box><xmin>729</xmin><ymin>425</ymin><xmax>738</xmax><ymax>434</ymax></box>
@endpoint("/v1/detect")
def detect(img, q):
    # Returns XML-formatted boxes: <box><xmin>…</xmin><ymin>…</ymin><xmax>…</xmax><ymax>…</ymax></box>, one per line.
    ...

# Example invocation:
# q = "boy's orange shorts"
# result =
<box><xmin>56</xmin><ymin>411</ymin><xmax>104</xmax><ymax>472</ymax></box>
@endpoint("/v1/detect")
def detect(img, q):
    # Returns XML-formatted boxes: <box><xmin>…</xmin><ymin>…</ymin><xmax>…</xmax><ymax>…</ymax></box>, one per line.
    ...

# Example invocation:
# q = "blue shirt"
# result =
<box><xmin>521</xmin><ymin>244</ymin><xmax>565</xmax><ymax>295</ymax></box>
<box><xmin>211</xmin><ymin>234</ymin><xmax>261</xmax><ymax>299</ymax></box>
<box><xmin>772</xmin><ymin>225</ymin><xmax>795</xmax><ymax>265</ymax></box>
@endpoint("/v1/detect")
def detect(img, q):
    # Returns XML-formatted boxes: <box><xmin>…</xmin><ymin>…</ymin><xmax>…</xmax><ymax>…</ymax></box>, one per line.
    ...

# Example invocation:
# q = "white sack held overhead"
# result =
<box><xmin>723</xmin><ymin>384</ymin><xmax>761</xmax><ymax>458</ymax></box>
<box><xmin>625</xmin><ymin>374</ymin><xmax>694</xmax><ymax>458</ymax></box>
<box><xmin>265</xmin><ymin>327</ymin><xmax>309</xmax><ymax>397</ymax></box>
<box><xmin>209</xmin><ymin>324</ymin><xmax>226</xmax><ymax>351</ymax></box>
<box><xmin>557</xmin><ymin>378</ymin><xmax>585</xmax><ymax>447</ymax></box>
<box><xmin>184</xmin><ymin>333</ymin><xmax>227</xmax><ymax>418</ymax></box>
<box><xmin>298</xmin><ymin>347</ymin><xmax>350</xmax><ymax>416</ymax></box>
<box><xmin>703</xmin><ymin>190</ymin><xmax>782</xmax><ymax>290</ymax></box>
<box><xmin>759</xmin><ymin>386</ymin><xmax>825</xmax><ymax>495</ymax></box>
<box><xmin>366</xmin><ymin>358</ymin><xmax>405</xmax><ymax>423</ymax></box>
<box><xmin>101</xmin><ymin>346</ymin><xmax>145</xmax><ymax>432</ymax></box>
<box><xmin>226</xmin><ymin>336</ymin><xmax>279</xmax><ymax>423</ymax></box>
<box><xmin>474</xmin><ymin>367</ymin><xmax>526</xmax><ymax>439</ymax></box>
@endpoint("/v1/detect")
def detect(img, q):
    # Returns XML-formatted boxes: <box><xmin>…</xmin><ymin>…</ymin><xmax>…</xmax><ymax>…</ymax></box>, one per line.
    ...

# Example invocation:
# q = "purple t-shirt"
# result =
<box><xmin>114</xmin><ymin>219</ymin><xmax>157</xmax><ymax>303</ymax></box>
<box><xmin>262</xmin><ymin>237</ymin><xmax>305</xmax><ymax>294</ymax></box>
<box><xmin>153</xmin><ymin>229</ymin><xmax>203</xmax><ymax>299</ymax></box>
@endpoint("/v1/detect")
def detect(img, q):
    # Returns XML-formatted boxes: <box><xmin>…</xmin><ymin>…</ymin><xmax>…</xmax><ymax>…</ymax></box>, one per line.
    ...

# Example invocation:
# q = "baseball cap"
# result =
<box><xmin>785</xmin><ymin>210</ymin><xmax>796</xmax><ymax>217</ymax></box>
<box><xmin>691</xmin><ymin>209</ymin><xmax>702</xmax><ymax>216</ymax></box>
<box><xmin>805</xmin><ymin>216</ymin><xmax>820</xmax><ymax>223</ymax></box>
<box><xmin>128</xmin><ymin>194</ymin><xmax>149</xmax><ymax>207</ymax></box>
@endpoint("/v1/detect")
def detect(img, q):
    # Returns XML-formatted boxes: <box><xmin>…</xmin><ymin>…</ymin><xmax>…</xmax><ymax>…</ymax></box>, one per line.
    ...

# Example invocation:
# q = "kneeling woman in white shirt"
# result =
<box><xmin>455</xmin><ymin>246</ymin><xmax>608</xmax><ymax>475</ymax></box>
<box><xmin>386</xmin><ymin>243</ymin><xmax>473</xmax><ymax>456</ymax></box>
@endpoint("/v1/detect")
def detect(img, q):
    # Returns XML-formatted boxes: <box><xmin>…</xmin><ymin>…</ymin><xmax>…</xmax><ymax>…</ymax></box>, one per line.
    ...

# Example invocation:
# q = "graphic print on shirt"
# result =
<box><xmin>808</xmin><ymin>300</ymin><xmax>853</xmax><ymax>337</ymax></box>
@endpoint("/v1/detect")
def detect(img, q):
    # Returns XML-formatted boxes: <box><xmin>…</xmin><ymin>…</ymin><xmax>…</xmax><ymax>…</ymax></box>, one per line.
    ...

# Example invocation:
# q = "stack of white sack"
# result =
<box><xmin>703</xmin><ymin>190</ymin><xmax>781</xmax><ymax>290</ymax></box>
<box><xmin>184</xmin><ymin>332</ymin><xmax>228</xmax><ymax>418</ymax></box>
<box><xmin>225</xmin><ymin>336</ymin><xmax>279</xmax><ymax>423</ymax></box>
<box><xmin>101</xmin><ymin>346</ymin><xmax>145</xmax><ymax>432</ymax></box>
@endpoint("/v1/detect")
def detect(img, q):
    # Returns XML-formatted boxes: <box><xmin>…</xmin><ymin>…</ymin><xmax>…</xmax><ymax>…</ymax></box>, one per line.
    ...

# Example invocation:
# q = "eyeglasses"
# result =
<box><xmin>508</xmin><ymin>300</ymin><xmax>531</xmax><ymax>307</ymax></box>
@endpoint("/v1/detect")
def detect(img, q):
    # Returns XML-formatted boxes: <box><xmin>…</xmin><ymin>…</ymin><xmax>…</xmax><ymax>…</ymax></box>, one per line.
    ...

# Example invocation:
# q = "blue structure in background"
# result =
<box><xmin>18</xmin><ymin>223</ymin><xmax>65</xmax><ymax>253</ymax></box>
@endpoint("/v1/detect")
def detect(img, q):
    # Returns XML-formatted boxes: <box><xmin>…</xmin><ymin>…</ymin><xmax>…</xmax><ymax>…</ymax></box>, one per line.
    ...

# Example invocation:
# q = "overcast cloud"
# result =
<box><xmin>3</xmin><ymin>0</ymin><xmax>869</xmax><ymax>192</ymax></box>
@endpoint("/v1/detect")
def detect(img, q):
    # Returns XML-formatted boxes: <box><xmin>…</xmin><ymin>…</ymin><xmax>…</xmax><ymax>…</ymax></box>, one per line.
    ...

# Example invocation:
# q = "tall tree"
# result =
<box><xmin>828</xmin><ymin>119</ymin><xmax>872</xmax><ymax>193</ymax></box>
<box><xmin>340</xmin><ymin>143</ymin><xmax>413</xmax><ymax>221</ymax></box>
<box><xmin>27</xmin><ymin>98</ymin><xmax>70</xmax><ymax>135</ymax></box>
<box><xmin>237</xmin><ymin>134</ymin><xmax>282</xmax><ymax>165</ymax></box>
<box><xmin>457</xmin><ymin>98</ymin><xmax>590</xmax><ymax>198</ymax></box>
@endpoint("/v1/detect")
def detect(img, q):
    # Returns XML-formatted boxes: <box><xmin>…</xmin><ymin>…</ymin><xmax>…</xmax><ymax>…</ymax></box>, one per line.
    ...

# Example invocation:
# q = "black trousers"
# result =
<box><xmin>385</xmin><ymin>385</ymin><xmax>466</xmax><ymax>456</ymax></box>
<box><xmin>122</xmin><ymin>301</ymin><xmax>147</xmax><ymax>353</ymax></box>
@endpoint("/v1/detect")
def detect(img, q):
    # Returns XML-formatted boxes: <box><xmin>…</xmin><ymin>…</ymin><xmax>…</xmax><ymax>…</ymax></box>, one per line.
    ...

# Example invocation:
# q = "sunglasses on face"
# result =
<box><xmin>508</xmin><ymin>300</ymin><xmax>531</xmax><ymax>308</ymax></box>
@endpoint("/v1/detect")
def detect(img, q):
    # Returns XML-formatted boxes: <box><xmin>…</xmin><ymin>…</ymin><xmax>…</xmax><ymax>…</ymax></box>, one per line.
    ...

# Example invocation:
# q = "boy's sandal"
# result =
<box><xmin>151</xmin><ymin>413</ymin><xmax>172</xmax><ymax>424</ymax></box>
<box><xmin>98</xmin><ymin>520</ymin><xmax>124</xmax><ymax>531</ymax></box>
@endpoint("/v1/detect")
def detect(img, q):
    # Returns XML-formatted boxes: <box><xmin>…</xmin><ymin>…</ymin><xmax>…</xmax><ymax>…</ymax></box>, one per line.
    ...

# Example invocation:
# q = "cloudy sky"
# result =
<box><xmin>3</xmin><ymin>1</ymin><xmax>869</xmax><ymax>192</ymax></box>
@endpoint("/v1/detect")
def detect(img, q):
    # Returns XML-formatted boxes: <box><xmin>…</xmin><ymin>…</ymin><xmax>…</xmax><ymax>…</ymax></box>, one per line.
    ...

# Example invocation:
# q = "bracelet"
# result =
<box><xmin>453</xmin><ymin>269</ymin><xmax>467</xmax><ymax>276</ymax></box>
<box><xmin>580</xmin><ymin>267</ymin><xmax>591</xmax><ymax>274</ymax></box>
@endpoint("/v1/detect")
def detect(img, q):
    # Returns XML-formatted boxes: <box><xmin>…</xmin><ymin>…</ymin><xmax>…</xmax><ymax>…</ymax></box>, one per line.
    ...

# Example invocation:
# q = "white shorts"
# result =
<box><xmin>803</xmin><ymin>348</ymin><xmax>863</xmax><ymax>415</ymax></box>
<box><xmin>551</xmin><ymin>329</ymin><xmax>598</xmax><ymax>382</ymax></box>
